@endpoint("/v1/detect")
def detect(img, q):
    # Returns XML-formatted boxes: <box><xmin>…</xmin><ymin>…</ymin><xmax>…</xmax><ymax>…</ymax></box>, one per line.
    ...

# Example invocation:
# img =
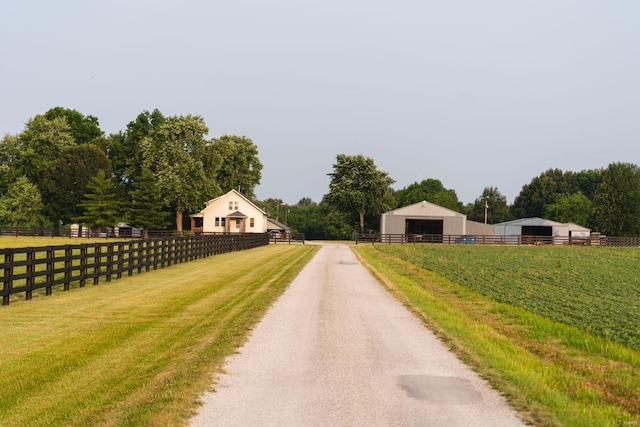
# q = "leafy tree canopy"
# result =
<box><xmin>511</xmin><ymin>168</ymin><xmax>570</xmax><ymax>218</ymax></box>
<box><xmin>15</xmin><ymin>115</ymin><xmax>75</xmax><ymax>186</ymax></box>
<box><xmin>0</xmin><ymin>176</ymin><xmax>45</xmax><ymax>228</ymax></box>
<box><xmin>211</xmin><ymin>135</ymin><xmax>262</xmax><ymax>198</ymax></box>
<box><xmin>141</xmin><ymin>115</ymin><xmax>220</xmax><ymax>231</ymax></box>
<box><xmin>544</xmin><ymin>192</ymin><xmax>592</xmax><ymax>226</ymax></box>
<box><xmin>325</xmin><ymin>154</ymin><xmax>395</xmax><ymax>232</ymax></box>
<box><xmin>466</xmin><ymin>186</ymin><xmax>513</xmax><ymax>224</ymax></box>
<box><xmin>106</xmin><ymin>109</ymin><xmax>167</xmax><ymax>188</ymax></box>
<box><xmin>41</xmin><ymin>144</ymin><xmax>112</xmax><ymax>224</ymax></box>
<box><xmin>592</xmin><ymin>162</ymin><xmax>640</xmax><ymax>236</ymax></box>
<box><xmin>43</xmin><ymin>107</ymin><xmax>103</xmax><ymax>144</ymax></box>
<box><xmin>395</xmin><ymin>178</ymin><xmax>462</xmax><ymax>211</ymax></box>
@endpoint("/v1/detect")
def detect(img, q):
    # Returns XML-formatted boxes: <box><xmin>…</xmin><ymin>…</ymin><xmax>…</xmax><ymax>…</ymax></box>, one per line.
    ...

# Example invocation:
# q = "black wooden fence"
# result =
<box><xmin>1</xmin><ymin>233</ymin><xmax>269</xmax><ymax>306</ymax></box>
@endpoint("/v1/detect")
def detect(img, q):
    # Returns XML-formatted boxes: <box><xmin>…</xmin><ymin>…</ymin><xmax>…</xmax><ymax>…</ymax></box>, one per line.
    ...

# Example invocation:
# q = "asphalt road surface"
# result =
<box><xmin>190</xmin><ymin>243</ymin><xmax>527</xmax><ymax>427</ymax></box>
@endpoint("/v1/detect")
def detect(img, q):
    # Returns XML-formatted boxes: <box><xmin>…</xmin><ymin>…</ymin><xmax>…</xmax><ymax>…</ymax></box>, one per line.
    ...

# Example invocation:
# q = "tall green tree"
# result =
<box><xmin>75</xmin><ymin>170</ymin><xmax>121</xmax><ymax>229</ymax></box>
<box><xmin>40</xmin><ymin>144</ymin><xmax>112</xmax><ymax>225</ymax></box>
<box><xmin>43</xmin><ymin>107</ymin><xmax>103</xmax><ymax>144</ymax></box>
<box><xmin>0</xmin><ymin>176</ymin><xmax>45</xmax><ymax>227</ymax></box>
<box><xmin>466</xmin><ymin>186</ymin><xmax>512</xmax><ymax>224</ymax></box>
<box><xmin>544</xmin><ymin>192</ymin><xmax>592</xmax><ymax>226</ymax></box>
<box><xmin>592</xmin><ymin>162</ymin><xmax>640</xmax><ymax>236</ymax></box>
<box><xmin>395</xmin><ymin>179</ymin><xmax>462</xmax><ymax>211</ymax></box>
<box><xmin>0</xmin><ymin>134</ymin><xmax>21</xmax><ymax>195</ymax></box>
<box><xmin>325</xmin><ymin>154</ymin><xmax>395</xmax><ymax>232</ymax></box>
<box><xmin>566</xmin><ymin>169</ymin><xmax>602</xmax><ymax>200</ymax></box>
<box><xmin>141</xmin><ymin>115</ymin><xmax>220</xmax><ymax>232</ymax></box>
<box><xmin>511</xmin><ymin>168</ymin><xmax>569</xmax><ymax>218</ymax></box>
<box><xmin>14</xmin><ymin>115</ymin><xmax>75</xmax><ymax>186</ymax></box>
<box><xmin>127</xmin><ymin>167</ymin><xmax>172</xmax><ymax>235</ymax></box>
<box><xmin>211</xmin><ymin>135</ymin><xmax>262</xmax><ymax>198</ymax></box>
<box><xmin>106</xmin><ymin>109</ymin><xmax>166</xmax><ymax>189</ymax></box>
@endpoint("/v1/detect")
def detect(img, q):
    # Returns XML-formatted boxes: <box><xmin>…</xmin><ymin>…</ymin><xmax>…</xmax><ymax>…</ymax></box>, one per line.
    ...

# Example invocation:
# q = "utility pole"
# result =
<box><xmin>484</xmin><ymin>199</ymin><xmax>489</xmax><ymax>224</ymax></box>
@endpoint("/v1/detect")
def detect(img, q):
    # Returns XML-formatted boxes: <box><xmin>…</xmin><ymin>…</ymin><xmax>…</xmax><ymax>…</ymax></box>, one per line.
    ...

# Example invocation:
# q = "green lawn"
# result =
<box><xmin>0</xmin><ymin>244</ymin><xmax>318</xmax><ymax>427</ymax></box>
<box><xmin>0</xmin><ymin>236</ymin><xmax>120</xmax><ymax>249</ymax></box>
<box><xmin>354</xmin><ymin>244</ymin><xmax>640</xmax><ymax>427</ymax></box>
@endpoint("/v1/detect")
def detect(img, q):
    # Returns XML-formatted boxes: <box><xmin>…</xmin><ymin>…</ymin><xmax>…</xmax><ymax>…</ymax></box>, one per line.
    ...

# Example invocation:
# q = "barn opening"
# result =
<box><xmin>521</xmin><ymin>225</ymin><xmax>552</xmax><ymax>244</ymax></box>
<box><xmin>406</xmin><ymin>219</ymin><xmax>443</xmax><ymax>242</ymax></box>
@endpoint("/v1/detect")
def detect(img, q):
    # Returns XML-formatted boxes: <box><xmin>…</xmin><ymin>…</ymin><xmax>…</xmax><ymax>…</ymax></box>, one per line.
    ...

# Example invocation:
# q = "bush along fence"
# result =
<box><xmin>1</xmin><ymin>233</ymin><xmax>269</xmax><ymax>306</ymax></box>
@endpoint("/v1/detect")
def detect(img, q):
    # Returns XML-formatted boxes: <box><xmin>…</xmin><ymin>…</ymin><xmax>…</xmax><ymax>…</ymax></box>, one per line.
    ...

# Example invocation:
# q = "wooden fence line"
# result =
<box><xmin>355</xmin><ymin>233</ymin><xmax>640</xmax><ymax>247</ymax></box>
<box><xmin>1</xmin><ymin>234</ymin><xmax>269</xmax><ymax>306</ymax></box>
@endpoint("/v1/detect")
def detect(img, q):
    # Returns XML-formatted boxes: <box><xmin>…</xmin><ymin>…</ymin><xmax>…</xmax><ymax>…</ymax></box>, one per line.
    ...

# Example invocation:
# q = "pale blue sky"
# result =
<box><xmin>2</xmin><ymin>1</ymin><xmax>639</xmax><ymax>205</ymax></box>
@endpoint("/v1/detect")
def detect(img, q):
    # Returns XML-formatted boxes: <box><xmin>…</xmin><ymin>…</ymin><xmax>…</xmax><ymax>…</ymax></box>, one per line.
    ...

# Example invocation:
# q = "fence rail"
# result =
<box><xmin>1</xmin><ymin>233</ymin><xmax>269</xmax><ymax>306</ymax></box>
<box><xmin>355</xmin><ymin>233</ymin><xmax>640</xmax><ymax>247</ymax></box>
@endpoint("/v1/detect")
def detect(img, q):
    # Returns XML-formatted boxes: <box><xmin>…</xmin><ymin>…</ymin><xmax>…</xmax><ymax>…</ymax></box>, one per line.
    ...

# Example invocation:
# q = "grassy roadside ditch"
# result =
<box><xmin>353</xmin><ymin>245</ymin><xmax>639</xmax><ymax>427</ymax></box>
<box><xmin>0</xmin><ymin>243</ymin><xmax>318</xmax><ymax>427</ymax></box>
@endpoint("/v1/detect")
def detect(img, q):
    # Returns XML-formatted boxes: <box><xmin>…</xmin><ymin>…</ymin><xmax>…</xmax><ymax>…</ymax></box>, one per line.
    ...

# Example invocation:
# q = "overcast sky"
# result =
<box><xmin>2</xmin><ymin>1</ymin><xmax>639</xmax><ymax>205</ymax></box>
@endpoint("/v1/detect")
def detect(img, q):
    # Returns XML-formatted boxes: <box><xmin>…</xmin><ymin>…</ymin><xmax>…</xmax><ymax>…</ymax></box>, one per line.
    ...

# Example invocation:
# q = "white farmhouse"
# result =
<box><xmin>190</xmin><ymin>189</ymin><xmax>268</xmax><ymax>234</ymax></box>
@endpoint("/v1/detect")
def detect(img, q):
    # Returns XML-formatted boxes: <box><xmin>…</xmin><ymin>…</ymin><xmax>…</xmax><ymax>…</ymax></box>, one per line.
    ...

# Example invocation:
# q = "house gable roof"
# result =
<box><xmin>194</xmin><ymin>189</ymin><xmax>267</xmax><ymax>216</ymax></box>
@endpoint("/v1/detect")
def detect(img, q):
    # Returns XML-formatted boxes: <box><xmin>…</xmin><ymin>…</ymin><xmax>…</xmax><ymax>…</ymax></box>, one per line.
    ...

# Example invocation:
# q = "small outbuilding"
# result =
<box><xmin>267</xmin><ymin>218</ymin><xmax>291</xmax><ymax>236</ymax></box>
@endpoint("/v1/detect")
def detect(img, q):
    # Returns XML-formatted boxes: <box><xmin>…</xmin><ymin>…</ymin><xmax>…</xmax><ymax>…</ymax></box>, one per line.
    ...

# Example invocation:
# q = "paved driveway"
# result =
<box><xmin>190</xmin><ymin>243</ymin><xmax>526</xmax><ymax>427</ymax></box>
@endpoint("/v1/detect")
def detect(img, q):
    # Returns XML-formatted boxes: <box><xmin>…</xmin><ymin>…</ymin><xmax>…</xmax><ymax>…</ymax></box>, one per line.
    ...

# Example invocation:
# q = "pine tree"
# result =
<box><xmin>127</xmin><ymin>167</ymin><xmax>172</xmax><ymax>236</ymax></box>
<box><xmin>76</xmin><ymin>170</ymin><xmax>121</xmax><ymax>230</ymax></box>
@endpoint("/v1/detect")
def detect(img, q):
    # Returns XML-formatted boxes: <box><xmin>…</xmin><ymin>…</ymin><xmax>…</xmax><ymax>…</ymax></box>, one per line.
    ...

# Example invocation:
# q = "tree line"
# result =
<box><xmin>0</xmin><ymin>107</ymin><xmax>262</xmax><ymax>234</ymax></box>
<box><xmin>292</xmin><ymin>156</ymin><xmax>640</xmax><ymax>238</ymax></box>
<box><xmin>2</xmin><ymin>108</ymin><xmax>638</xmax><ymax>238</ymax></box>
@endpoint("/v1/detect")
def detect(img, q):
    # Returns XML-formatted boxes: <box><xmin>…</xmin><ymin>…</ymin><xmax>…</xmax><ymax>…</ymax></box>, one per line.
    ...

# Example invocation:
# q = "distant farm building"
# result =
<box><xmin>267</xmin><ymin>218</ymin><xmax>291</xmax><ymax>235</ymax></box>
<box><xmin>380</xmin><ymin>201</ymin><xmax>493</xmax><ymax>242</ymax></box>
<box><xmin>494</xmin><ymin>217</ymin><xmax>591</xmax><ymax>244</ymax></box>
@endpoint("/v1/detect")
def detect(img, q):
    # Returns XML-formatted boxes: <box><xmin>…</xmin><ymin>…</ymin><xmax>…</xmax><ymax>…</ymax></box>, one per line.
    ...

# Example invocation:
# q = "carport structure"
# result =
<box><xmin>494</xmin><ymin>217</ymin><xmax>591</xmax><ymax>244</ymax></box>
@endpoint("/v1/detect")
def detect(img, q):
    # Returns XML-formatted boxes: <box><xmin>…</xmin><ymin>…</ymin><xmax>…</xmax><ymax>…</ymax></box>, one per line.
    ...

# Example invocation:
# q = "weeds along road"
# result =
<box><xmin>190</xmin><ymin>243</ymin><xmax>526</xmax><ymax>427</ymax></box>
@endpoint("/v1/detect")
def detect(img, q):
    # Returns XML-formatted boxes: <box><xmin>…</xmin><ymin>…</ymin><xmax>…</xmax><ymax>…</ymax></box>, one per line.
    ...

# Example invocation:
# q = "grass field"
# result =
<box><xmin>0</xmin><ymin>236</ymin><xmax>120</xmax><ymax>249</ymax></box>
<box><xmin>354</xmin><ymin>244</ymin><xmax>640</xmax><ymax>427</ymax></box>
<box><xmin>368</xmin><ymin>244</ymin><xmax>640</xmax><ymax>349</ymax></box>
<box><xmin>0</xmin><ymin>243</ymin><xmax>318</xmax><ymax>427</ymax></box>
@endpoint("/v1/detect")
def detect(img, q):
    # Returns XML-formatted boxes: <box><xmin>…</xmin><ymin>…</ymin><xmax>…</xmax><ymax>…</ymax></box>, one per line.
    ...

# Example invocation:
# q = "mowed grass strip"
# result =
<box><xmin>0</xmin><ymin>243</ymin><xmax>318</xmax><ymax>427</ymax></box>
<box><xmin>353</xmin><ymin>245</ymin><xmax>640</xmax><ymax>427</ymax></box>
<box><xmin>0</xmin><ymin>236</ymin><xmax>121</xmax><ymax>249</ymax></box>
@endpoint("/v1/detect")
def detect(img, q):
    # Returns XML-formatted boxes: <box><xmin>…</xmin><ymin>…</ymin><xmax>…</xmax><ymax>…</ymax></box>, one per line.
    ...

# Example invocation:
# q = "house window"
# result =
<box><xmin>229</xmin><ymin>201</ymin><xmax>233</xmax><ymax>210</ymax></box>
<box><xmin>215</xmin><ymin>217</ymin><xmax>220</xmax><ymax>227</ymax></box>
<box><xmin>250</xmin><ymin>218</ymin><xmax>255</xmax><ymax>228</ymax></box>
<box><xmin>221</xmin><ymin>218</ymin><xmax>226</xmax><ymax>227</ymax></box>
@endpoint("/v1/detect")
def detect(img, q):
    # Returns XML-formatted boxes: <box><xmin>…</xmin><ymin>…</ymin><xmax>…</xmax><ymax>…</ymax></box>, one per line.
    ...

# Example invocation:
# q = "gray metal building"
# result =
<box><xmin>380</xmin><ymin>201</ymin><xmax>494</xmax><ymax>238</ymax></box>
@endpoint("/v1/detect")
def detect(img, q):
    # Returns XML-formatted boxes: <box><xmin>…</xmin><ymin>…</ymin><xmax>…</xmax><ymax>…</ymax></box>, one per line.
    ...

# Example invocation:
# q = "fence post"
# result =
<box><xmin>80</xmin><ymin>244</ymin><xmax>87</xmax><ymax>287</ymax></box>
<box><xmin>64</xmin><ymin>247</ymin><xmax>72</xmax><ymax>291</ymax></box>
<box><xmin>2</xmin><ymin>249</ymin><xmax>13</xmax><ymax>306</ymax></box>
<box><xmin>106</xmin><ymin>243</ymin><xmax>114</xmax><ymax>282</ymax></box>
<box><xmin>127</xmin><ymin>242</ymin><xmax>134</xmax><ymax>277</ymax></box>
<box><xmin>25</xmin><ymin>248</ymin><xmax>34</xmax><ymax>300</ymax></box>
<box><xmin>46</xmin><ymin>246</ymin><xmax>54</xmax><ymax>296</ymax></box>
<box><xmin>93</xmin><ymin>244</ymin><xmax>101</xmax><ymax>285</ymax></box>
